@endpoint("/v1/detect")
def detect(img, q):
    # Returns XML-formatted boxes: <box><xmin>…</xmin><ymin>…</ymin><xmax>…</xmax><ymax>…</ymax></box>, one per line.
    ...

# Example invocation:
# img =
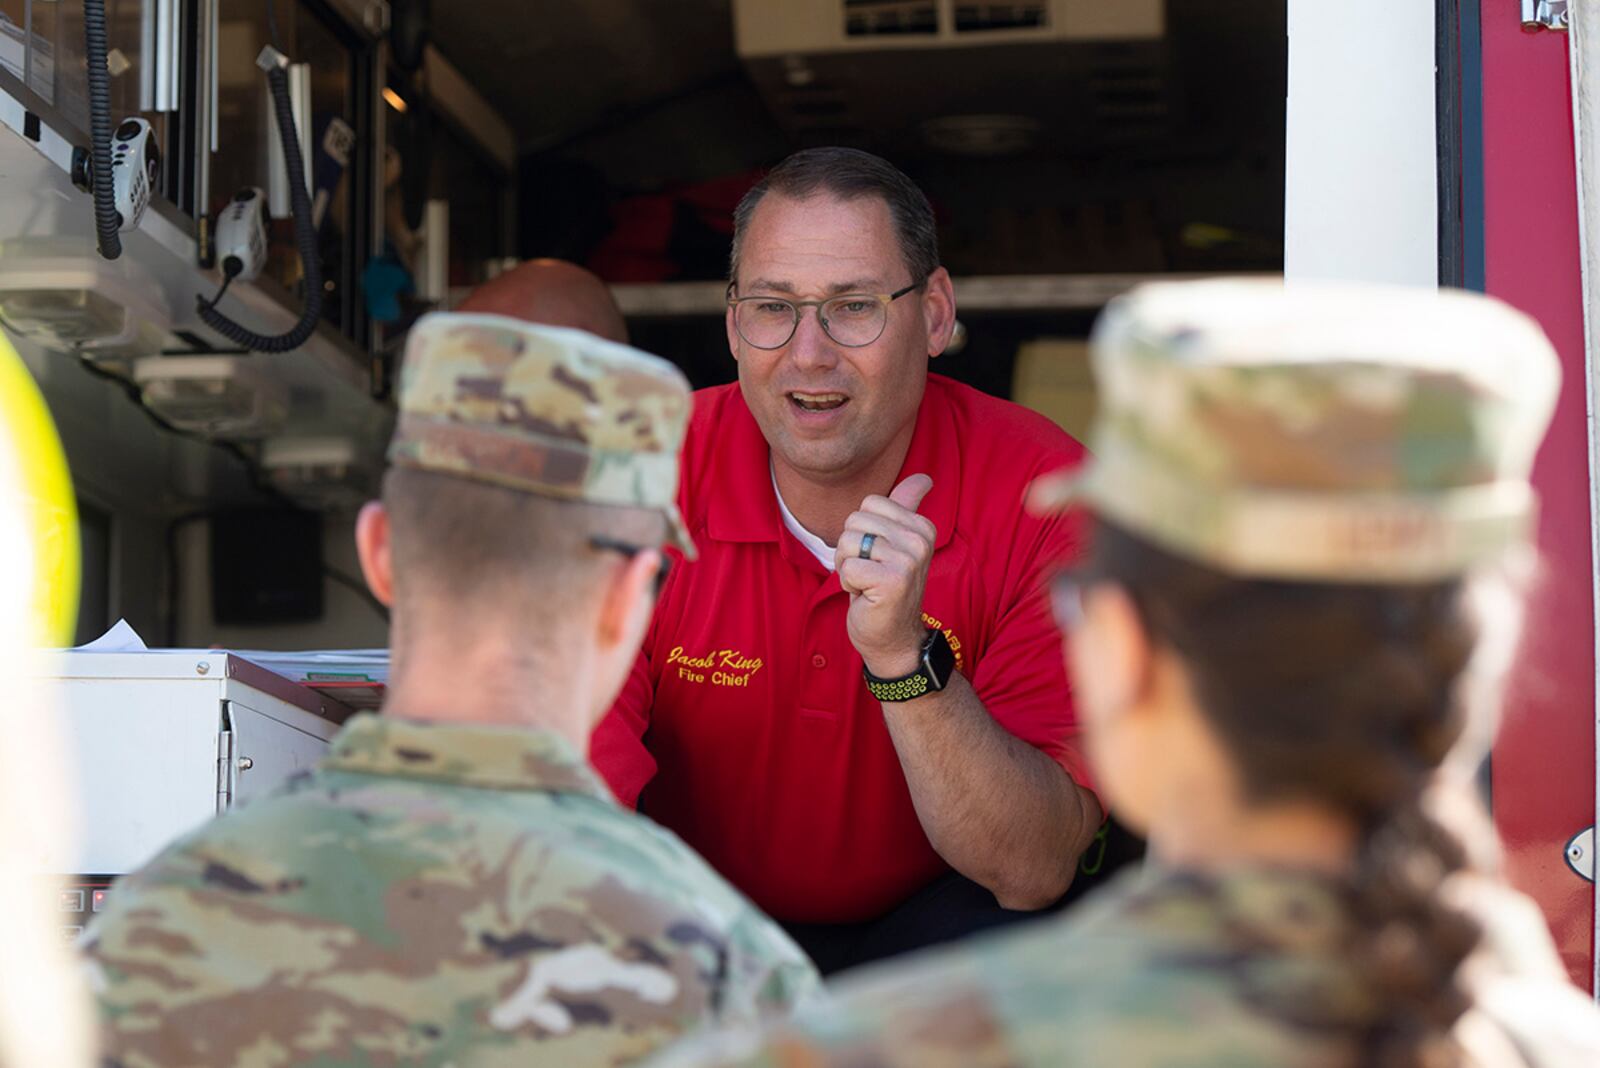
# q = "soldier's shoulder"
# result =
<box><xmin>87</xmin><ymin>764</ymin><xmax>491</xmax><ymax>931</ymax></box>
<box><xmin>648</xmin><ymin>873</ymin><xmax>1342</xmax><ymax>1068</ymax></box>
<box><xmin>655</xmin><ymin>939</ymin><xmax>1326</xmax><ymax>1068</ymax></box>
<box><xmin>555</xmin><ymin>802</ymin><xmax>818</xmax><ymax>975</ymax></box>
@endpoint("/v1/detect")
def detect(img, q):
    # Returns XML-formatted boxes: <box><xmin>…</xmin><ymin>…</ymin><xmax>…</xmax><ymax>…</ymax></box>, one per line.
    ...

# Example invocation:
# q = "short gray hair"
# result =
<box><xmin>729</xmin><ymin>147</ymin><xmax>939</xmax><ymax>287</ymax></box>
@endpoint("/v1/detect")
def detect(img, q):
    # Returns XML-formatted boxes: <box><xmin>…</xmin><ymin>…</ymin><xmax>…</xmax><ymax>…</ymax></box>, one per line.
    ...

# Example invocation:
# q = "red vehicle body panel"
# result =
<box><xmin>1481</xmin><ymin>0</ymin><xmax>1597</xmax><ymax>989</ymax></box>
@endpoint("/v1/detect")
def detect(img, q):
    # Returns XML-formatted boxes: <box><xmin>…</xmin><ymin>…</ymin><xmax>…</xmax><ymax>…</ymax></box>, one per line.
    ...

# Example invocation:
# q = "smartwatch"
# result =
<box><xmin>863</xmin><ymin>628</ymin><xmax>956</xmax><ymax>702</ymax></box>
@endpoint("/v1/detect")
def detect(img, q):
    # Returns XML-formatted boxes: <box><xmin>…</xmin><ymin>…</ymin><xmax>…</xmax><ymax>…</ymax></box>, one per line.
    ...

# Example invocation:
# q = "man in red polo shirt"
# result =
<box><xmin>594</xmin><ymin>147</ymin><xmax>1101</xmax><ymax>973</ymax></box>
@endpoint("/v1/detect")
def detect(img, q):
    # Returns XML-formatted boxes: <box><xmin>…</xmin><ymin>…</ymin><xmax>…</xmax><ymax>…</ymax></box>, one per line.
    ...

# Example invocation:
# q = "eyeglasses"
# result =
<box><xmin>727</xmin><ymin>281</ymin><xmax>925</xmax><ymax>350</ymax></box>
<box><xmin>589</xmin><ymin>536</ymin><xmax>673</xmax><ymax>597</ymax></box>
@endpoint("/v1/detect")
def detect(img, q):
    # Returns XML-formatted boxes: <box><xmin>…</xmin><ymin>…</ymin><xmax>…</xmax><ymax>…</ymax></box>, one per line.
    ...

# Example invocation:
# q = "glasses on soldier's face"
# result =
<box><xmin>589</xmin><ymin>536</ymin><xmax>673</xmax><ymax>597</ymax></box>
<box><xmin>726</xmin><ymin>281</ymin><xmax>926</xmax><ymax>350</ymax></box>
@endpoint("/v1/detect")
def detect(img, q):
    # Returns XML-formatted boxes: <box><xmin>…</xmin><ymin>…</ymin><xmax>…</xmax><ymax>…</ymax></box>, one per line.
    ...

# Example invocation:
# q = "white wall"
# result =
<box><xmin>1285</xmin><ymin>0</ymin><xmax>1439</xmax><ymax>285</ymax></box>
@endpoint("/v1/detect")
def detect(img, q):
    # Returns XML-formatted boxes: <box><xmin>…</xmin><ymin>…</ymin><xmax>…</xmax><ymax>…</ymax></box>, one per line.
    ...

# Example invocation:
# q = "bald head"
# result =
<box><xmin>456</xmin><ymin>259</ymin><xmax>628</xmax><ymax>343</ymax></box>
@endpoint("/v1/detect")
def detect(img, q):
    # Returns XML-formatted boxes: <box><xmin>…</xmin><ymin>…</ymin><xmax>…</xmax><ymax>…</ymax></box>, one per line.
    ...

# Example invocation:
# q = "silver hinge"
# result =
<box><xmin>1565</xmin><ymin>826</ymin><xmax>1595</xmax><ymax>883</ymax></box>
<box><xmin>216</xmin><ymin>729</ymin><xmax>236</xmax><ymax>811</ymax></box>
<box><xmin>1523</xmin><ymin>0</ymin><xmax>1570</xmax><ymax>31</ymax></box>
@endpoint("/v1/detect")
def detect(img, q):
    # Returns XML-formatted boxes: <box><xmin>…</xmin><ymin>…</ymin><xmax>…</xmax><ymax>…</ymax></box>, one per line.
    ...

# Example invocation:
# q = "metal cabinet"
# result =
<box><xmin>37</xmin><ymin>649</ymin><xmax>350</xmax><ymax>896</ymax></box>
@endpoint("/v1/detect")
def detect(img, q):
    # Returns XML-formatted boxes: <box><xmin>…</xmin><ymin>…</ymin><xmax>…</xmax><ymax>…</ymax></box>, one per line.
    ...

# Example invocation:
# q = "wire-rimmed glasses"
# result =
<box><xmin>727</xmin><ymin>281</ymin><xmax>925</xmax><ymax>349</ymax></box>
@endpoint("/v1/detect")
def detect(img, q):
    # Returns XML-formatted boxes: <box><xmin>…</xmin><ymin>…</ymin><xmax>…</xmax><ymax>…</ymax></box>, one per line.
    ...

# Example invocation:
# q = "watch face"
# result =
<box><xmin>923</xmin><ymin>627</ymin><xmax>956</xmax><ymax>688</ymax></box>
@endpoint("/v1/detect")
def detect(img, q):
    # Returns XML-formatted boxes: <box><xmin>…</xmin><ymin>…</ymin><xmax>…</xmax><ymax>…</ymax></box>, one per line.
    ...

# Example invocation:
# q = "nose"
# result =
<box><xmin>787</xmin><ymin>305</ymin><xmax>839</xmax><ymax>373</ymax></box>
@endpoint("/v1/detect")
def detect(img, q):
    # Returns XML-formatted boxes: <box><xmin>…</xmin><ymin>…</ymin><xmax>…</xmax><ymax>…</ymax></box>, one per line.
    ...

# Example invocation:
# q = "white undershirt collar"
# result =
<box><xmin>771</xmin><ymin>462</ymin><xmax>837</xmax><ymax>571</ymax></box>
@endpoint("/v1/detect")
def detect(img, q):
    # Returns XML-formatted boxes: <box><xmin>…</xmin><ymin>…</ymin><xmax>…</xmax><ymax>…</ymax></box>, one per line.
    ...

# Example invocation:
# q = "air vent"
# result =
<box><xmin>844</xmin><ymin>0</ymin><xmax>938</xmax><ymax>37</ymax></box>
<box><xmin>954</xmin><ymin>3</ymin><xmax>1049</xmax><ymax>33</ymax></box>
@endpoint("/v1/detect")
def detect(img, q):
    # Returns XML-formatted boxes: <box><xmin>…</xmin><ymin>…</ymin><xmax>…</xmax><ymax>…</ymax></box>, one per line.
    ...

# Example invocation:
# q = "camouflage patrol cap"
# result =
<box><xmin>1028</xmin><ymin>279</ymin><xmax>1560</xmax><ymax>582</ymax></box>
<box><xmin>388</xmin><ymin>312</ymin><xmax>697</xmax><ymax>558</ymax></box>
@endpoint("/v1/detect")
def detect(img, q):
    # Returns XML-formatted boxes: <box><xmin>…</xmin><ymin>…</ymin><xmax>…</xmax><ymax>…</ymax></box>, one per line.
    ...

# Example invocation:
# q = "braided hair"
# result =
<box><xmin>1089</xmin><ymin>520</ymin><xmax>1523</xmax><ymax>1068</ymax></box>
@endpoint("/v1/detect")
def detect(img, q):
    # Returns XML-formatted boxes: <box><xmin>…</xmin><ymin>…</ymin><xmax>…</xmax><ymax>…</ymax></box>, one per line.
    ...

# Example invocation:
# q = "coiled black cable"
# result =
<box><xmin>83</xmin><ymin>0</ymin><xmax>121</xmax><ymax>260</ymax></box>
<box><xmin>197</xmin><ymin>61</ymin><xmax>323</xmax><ymax>352</ymax></box>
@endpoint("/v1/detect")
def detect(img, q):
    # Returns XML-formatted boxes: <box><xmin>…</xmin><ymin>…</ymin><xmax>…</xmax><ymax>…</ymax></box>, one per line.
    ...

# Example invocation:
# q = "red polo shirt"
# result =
<box><xmin>592</xmin><ymin>374</ymin><xmax>1092</xmax><ymax>924</ymax></box>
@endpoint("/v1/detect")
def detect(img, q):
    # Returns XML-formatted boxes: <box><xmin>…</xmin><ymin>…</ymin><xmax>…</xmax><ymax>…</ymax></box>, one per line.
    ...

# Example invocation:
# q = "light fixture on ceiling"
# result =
<box><xmin>133</xmin><ymin>356</ymin><xmax>288</xmax><ymax>438</ymax></box>
<box><xmin>260</xmin><ymin>435</ymin><xmax>373</xmax><ymax>508</ymax></box>
<box><xmin>0</xmin><ymin>243</ymin><xmax>175</xmax><ymax>363</ymax></box>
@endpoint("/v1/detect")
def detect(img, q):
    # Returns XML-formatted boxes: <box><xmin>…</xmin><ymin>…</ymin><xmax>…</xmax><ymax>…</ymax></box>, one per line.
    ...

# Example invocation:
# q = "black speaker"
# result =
<box><xmin>210</xmin><ymin>509</ymin><xmax>324</xmax><ymax>625</ymax></box>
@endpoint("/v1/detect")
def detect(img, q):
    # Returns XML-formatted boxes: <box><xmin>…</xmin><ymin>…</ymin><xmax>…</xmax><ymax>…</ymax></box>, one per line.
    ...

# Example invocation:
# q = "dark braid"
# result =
<box><xmin>1089</xmin><ymin>520</ymin><xmax>1517</xmax><ymax>1068</ymax></box>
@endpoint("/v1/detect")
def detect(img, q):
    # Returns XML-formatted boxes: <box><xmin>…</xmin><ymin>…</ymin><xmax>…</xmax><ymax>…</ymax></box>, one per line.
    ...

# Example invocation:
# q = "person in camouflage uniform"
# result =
<box><xmin>649</xmin><ymin>280</ymin><xmax>1600</xmax><ymax>1068</ymax></box>
<box><xmin>82</xmin><ymin>313</ymin><xmax>819</xmax><ymax>1068</ymax></box>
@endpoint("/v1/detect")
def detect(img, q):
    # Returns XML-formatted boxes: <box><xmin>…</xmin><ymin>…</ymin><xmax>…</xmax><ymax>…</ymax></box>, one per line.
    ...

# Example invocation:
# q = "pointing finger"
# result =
<box><xmin>888</xmin><ymin>473</ymin><xmax>934</xmax><ymax>514</ymax></box>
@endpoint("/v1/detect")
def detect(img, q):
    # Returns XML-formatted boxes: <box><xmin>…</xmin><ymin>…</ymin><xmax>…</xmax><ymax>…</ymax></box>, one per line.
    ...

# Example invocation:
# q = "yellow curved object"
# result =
<box><xmin>0</xmin><ymin>338</ymin><xmax>78</xmax><ymax>645</ymax></box>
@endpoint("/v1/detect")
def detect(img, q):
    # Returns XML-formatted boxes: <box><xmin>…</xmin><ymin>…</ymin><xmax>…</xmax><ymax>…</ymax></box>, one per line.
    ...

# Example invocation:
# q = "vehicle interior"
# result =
<box><xmin>0</xmin><ymin>0</ymin><xmax>1287</xmax><ymax>653</ymax></box>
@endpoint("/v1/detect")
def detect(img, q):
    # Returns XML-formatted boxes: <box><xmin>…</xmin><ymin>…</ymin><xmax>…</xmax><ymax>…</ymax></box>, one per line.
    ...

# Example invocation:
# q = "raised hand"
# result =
<box><xmin>835</xmin><ymin>473</ymin><xmax>937</xmax><ymax>678</ymax></box>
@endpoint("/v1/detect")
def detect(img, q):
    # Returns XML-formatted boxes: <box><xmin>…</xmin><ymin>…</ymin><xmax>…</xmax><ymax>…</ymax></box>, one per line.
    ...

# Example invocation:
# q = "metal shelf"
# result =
<box><xmin>610</xmin><ymin>272</ymin><xmax>1264</xmax><ymax>317</ymax></box>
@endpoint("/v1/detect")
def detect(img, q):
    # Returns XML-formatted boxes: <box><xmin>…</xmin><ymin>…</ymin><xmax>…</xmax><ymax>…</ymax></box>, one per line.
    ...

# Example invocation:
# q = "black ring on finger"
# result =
<box><xmin>859</xmin><ymin>532</ymin><xmax>877</xmax><ymax>560</ymax></box>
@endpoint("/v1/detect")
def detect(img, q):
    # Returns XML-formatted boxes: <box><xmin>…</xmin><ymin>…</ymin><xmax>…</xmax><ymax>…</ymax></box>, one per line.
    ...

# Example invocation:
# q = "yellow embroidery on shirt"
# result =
<box><xmin>666</xmin><ymin>646</ymin><xmax>765</xmax><ymax>688</ymax></box>
<box><xmin>920</xmin><ymin>612</ymin><xmax>966</xmax><ymax>671</ymax></box>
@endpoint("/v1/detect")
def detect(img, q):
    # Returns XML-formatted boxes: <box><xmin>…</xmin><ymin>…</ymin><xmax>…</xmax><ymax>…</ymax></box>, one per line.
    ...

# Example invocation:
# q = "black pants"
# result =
<box><xmin>781</xmin><ymin>821</ymin><xmax>1146</xmax><ymax>976</ymax></box>
<box><xmin>781</xmin><ymin>871</ymin><xmax>1051</xmax><ymax>976</ymax></box>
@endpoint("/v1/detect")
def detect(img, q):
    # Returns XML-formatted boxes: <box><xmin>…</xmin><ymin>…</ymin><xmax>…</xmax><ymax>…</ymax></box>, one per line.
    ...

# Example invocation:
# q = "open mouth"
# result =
<box><xmin>788</xmin><ymin>391</ymin><xmax>849</xmax><ymax>413</ymax></box>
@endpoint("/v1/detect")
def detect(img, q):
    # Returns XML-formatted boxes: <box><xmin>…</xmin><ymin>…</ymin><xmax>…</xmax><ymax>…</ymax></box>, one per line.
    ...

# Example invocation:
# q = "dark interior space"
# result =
<box><xmin>454</xmin><ymin>0</ymin><xmax>1287</xmax><ymax>284</ymax></box>
<box><xmin>425</xmin><ymin>1</ymin><xmax>1289</xmax><ymax>398</ymax></box>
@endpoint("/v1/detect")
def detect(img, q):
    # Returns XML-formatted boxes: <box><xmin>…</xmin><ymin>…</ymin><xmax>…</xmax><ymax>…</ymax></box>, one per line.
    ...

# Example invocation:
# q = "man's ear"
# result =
<box><xmin>725</xmin><ymin>304</ymin><xmax>741</xmax><ymax>363</ymax></box>
<box><xmin>1084</xmin><ymin>583</ymin><xmax>1156</xmax><ymax>713</ymax></box>
<box><xmin>922</xmin><ymin>267</ymin><xmax>958</xmax><ymax>357</ymax></box>
<box><xmin>596</xmin><ymin>548</ymin><xmax>662</xmax><ymax>653</ymax></box>
<box><xmin>354</xmin><ymin>501</ymin><xmax>396</xmax><ymax>608</ymax></box>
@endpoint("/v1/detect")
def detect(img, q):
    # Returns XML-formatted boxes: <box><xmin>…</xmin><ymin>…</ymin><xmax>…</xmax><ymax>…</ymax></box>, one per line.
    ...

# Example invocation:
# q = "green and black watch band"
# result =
<box><xmin>863</xmin><ymin>627</ymin><xmax>956</xmax><ymax>702</ymax></box>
